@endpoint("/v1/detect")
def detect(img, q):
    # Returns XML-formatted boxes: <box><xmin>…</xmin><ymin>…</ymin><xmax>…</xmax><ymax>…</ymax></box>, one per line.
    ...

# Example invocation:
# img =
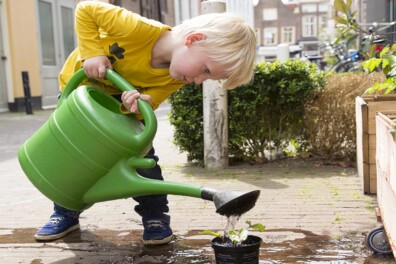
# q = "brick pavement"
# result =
<box><xmin>0</xmin><ymin>105</ymin><xmax>391</xmax><ymax>263</ymax></box>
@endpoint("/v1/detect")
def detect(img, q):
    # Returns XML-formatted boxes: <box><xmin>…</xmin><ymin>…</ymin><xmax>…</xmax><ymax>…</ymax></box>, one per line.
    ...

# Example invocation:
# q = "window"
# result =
<box><xmin>319</xmin><ymin>15</ymin><xmax>327</xmax><ymax>30</ymax></box>
<box><xmin>319</xmin><ymin>3</ymin><xmax>327</xmax><ymax>12</ymax></box>
<box><xmin>301</xmin><ymin>4</ymin><xmax>317</xmax><ymax>13</ymax></box>
<box><xmin>38</xmin><ymin>0</ymin><xmax>56</xmax><ymax>65</ymax></box>
<box><xmin>264</xmin><ymin>27</ymin><xmax>277</xmax><ymax>45</ymax></box>
<box><xmin>61</xmin><ymin>6</ymin><xmax>75</xmax><ymax>58</ymax></box>
<box><xmin>281</xmin><ymin>26</ymin><xmax>295</xmax><ymax>44</ymax></box>
<box><xmin>302</xmin><ymin>16</ymin><xmax>317</xmax><ymax>37</ymax></box>
<box><xmin>263</xmin><ymin>8</ymin><xmax>278</xmax><ymax>21</ymax></box>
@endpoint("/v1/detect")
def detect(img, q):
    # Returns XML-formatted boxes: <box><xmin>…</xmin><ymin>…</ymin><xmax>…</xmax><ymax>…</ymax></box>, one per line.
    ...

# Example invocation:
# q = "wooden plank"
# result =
<box><xmin>367</xmin><ymin>101</ymin><xmax>396</xmax><ymax>134</ymax></box>
<box><xmin>369</xmin><ymin>164</ymin><xmax>377</xmax><ymax>194</ymax></box>
<box><xmin>362</xmin><ymin>94</ymin><xmax>396</xmax><ymax>101</ymax></box>
<box><xmin>376</xmin><ymin>112</ymin><xmax>396</xmax><ymax>258</ymax></box>
<box><xmin>356</xmin><ymin>96</ymin><xmax>368</xmax><ymax>132</ymax></box>
<box><xmin>390</xmin><ymin>133</ymin><xmax>396</xmax><ymax>191</ymax></box>
<box><xmin>369</xmin><ymin>134</ymin><xmax>376</xmax><ymax>165</ymax></box>
<box><xmin>356</xmin><ymin>97</ymin><xmax>369</xmax><ymax>193</ymax></box>
<box><xmin>356</xmin><ymin>97</ymin><xmax>396</xmax><ymax>194</ymax></box>
<box><xmin>363</xmin><ymin>132</ymin><xmax>369</xmax><ymax>162</ymax></box>
<box><xmin>361</xmin><ymin>163</ymin><xmax>370</xmax><ymax>194</ymax></box>
<box><xmin>376</xmin><ymin>112</ymin><xmax>396</xmax><ymax>194</ymax></box>
<box><xmin>370</xmin><ymin>165</ymin><xmax>377</xmax><ymax>179</ymax></box>
<box><xmin>377</xmin><ymin>170</ymin><xmax>396</xmax><ymax>258</ymax></box>
<box><xmin>369</xmin><ymin>178</ymin><xmax>377</xmax><ymax>195</ymax></box>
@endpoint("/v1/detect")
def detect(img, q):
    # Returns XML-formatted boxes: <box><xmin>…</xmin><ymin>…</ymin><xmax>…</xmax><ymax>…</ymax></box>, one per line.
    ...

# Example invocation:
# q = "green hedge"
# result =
<box><xmin>168</xmin><ymin>60</ymin><xmax>327</xmax><ymax>164</ymax></box>
<box><xmin>168</xmin><ymin>82</ymin><xmax>204</xmax><ymax>163</ymax></box>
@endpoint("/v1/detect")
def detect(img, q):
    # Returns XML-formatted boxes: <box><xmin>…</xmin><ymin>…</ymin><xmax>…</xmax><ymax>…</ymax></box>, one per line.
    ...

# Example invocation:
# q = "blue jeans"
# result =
<box><xmin>133</xmin><ymin>147</ymin><xmax>170</xmax><ymax>216</ymax></box>
<box><xmin>54</xmin><ymin>146</ymin><xmax>169</xmax><ymax>217</ymax></box>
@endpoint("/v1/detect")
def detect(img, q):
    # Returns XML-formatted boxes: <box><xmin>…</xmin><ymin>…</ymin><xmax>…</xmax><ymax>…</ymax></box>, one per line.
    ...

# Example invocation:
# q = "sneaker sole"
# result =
<box><xmin>34</xmin><ymin>223</ymin><xmax>80</xmax><ymax>241</ymax></box>
<box><xmin>142</xmin><ymin>235</ymin><xmax>173</xmax><ymax>246</ymax></box>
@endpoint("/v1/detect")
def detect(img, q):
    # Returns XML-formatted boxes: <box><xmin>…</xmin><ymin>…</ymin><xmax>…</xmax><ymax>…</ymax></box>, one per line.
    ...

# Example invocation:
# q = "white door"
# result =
<box><xmin>38</xmin><ymin>0</ymin><xmax>76</xmax><ymax>108</ymax></box>
<box><xmin>0</xmin><ymin>0</ymin><xmax>8</xmax><ymax>112</ymax></box>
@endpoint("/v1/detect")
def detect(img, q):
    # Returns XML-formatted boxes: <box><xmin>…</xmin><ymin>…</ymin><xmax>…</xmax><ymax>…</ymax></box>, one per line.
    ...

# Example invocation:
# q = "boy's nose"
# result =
<box><xmin>194</xmin><ymin>76</ymin><xmax>207</xmax><ymax>85</ymax></box>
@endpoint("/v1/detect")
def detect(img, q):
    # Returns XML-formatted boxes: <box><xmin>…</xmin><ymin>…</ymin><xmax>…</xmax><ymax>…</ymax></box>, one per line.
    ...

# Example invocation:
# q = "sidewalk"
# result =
<box><xmin>0</xmin><ymin>106</ymin><xmax>392</xmax><ymax>263</ymax></box>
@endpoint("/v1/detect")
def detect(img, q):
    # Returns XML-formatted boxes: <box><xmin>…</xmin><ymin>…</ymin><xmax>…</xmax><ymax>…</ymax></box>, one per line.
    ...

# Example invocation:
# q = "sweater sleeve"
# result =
<box><xmin>75</xmin><ymin>1</ymin><xmax>138</xmax><ymax>60</ymax></box>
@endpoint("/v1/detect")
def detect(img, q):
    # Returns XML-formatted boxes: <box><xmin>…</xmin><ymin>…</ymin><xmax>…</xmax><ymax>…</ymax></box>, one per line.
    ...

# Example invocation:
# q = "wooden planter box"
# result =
<box><xmin>375</xmin><ymin>112</ymin><xmax>396</xmax><ymax>258</ymax></box>
<box><xmin>355</xmin><ymin>95</ymin><xmax>396</xmax><ymax>194</ymax></box>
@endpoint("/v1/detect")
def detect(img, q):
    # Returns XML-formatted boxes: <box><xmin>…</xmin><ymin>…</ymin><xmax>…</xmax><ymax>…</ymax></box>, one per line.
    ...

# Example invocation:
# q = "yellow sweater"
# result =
<box><xmin>59</xmin><ymin>1</ymin><xmax>186</xmax><ymax>111</ymax></box>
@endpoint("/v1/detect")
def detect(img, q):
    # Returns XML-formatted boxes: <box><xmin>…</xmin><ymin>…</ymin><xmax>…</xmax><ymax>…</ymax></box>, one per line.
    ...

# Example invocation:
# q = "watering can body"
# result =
<box><xmin>19</xmin><ymin>85</ymin><xmax>154</xmax><ymax>210</ymax></box>
<box><xmin>18</xmin><ymin>69</ymin><xmax>168</xmax><ymax>210</ymax></box>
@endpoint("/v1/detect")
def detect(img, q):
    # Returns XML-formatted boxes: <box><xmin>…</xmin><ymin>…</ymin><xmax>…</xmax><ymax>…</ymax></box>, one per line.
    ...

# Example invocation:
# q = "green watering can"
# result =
<box><xmin>18</xmin><ymin>69</ymin><xmax>260</xmax><ymax>216</ymax></box>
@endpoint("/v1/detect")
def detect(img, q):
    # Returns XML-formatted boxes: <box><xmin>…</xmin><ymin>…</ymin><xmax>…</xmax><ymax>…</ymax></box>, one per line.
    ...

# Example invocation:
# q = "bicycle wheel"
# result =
<box><xmin>367</xmin><ymin>226</ymin><xmax>393</xmax><ymax>255</ymax></box>
<box><xmin>332</xmin><ymin>60</ymin><xmax>362</xmax><ymax>73</ymax></box>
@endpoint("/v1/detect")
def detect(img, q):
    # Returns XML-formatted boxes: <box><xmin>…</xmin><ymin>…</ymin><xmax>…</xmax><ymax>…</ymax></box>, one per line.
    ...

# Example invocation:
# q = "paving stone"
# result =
<box><xmin>0</xmin><ymin>105</ymin><xmax>392</xmax><ymax>263</ymax></box>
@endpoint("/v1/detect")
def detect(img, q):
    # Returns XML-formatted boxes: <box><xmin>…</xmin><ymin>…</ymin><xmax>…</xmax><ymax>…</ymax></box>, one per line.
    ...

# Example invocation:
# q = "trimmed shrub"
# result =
<box><xmin>168</xmin><ymin>83</ymin><xmax>203</xmax><ymax>163</ymax></box>
<box><xmin>169</xmin><ymin>60</ymin><xmax>327</xmax><ymax>164</ymax></box>
<box><xmin>228</xmin><ymin>60</ymin><xmax>327</xmax><ymax>162</ymax></box>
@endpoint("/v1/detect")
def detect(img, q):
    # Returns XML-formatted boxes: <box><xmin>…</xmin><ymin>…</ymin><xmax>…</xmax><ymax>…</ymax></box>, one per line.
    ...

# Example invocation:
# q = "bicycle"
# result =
<box><xmin>305</xmin><ymin>41</ymin><xmax>364</xmax><ymax>72</ymax></box>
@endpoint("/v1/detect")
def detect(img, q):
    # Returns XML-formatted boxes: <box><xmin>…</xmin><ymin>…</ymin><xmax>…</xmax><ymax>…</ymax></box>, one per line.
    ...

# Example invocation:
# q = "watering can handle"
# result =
<box><xmin>57</xmin><ymin>68</ymin><xmax>157</xmax><ymax>145</ymax></box>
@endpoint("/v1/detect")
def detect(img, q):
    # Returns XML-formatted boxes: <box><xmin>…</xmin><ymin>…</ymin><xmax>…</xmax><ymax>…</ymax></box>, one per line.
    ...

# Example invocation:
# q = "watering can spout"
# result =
<box><xmin>83</xmin><ymin>157</ymin><xmax>204</xmax><ymax>206</ymax></box>
<box><xmin>201</xmin><ymin>188</ymin><xmax>260</xmax><ymax>216</ymax></box>
<box><xmin>82</xmin><ymin>156</ymin><xmax>260</xmax><ymax>216</ymax></box>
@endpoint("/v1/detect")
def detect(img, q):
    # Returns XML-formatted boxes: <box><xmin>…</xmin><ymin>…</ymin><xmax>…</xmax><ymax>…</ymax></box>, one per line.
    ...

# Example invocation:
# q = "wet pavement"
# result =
<box><xmin>1</xmin><ymin>105</ymin><xmax>396</xmax><ymax>263</ymax></box>
<box><xmin>2</xmin><ymin>227</ymin><xmax>394</xmax><ymax>263</ymax></box>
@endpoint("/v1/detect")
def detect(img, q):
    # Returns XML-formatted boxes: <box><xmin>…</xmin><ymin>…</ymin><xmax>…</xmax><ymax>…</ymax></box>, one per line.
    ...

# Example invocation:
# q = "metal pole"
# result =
<box><xmin>21</xmin><ymin>71</ymin><xmax>33</xmax><ymax>115</ymax></box>
<box><xmin>201</xmin><ymin>1</ymin><xmax>228</xmax><ymax>169</ymax></box>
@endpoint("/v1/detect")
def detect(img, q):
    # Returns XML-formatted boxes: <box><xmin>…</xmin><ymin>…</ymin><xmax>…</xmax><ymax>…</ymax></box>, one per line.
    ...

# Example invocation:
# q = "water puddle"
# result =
<box><xmin>0</xmin><ymin>228</ymin><xmax>395</xmax><ymax>263</ymax></box>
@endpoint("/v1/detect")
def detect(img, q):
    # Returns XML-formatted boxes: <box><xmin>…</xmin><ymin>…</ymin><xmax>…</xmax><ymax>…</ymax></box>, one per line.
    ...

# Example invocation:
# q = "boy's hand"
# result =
<box><xmin>121</xmin><ymin>91</ymin><xmax>153</xmax><ymax>114</ymax></box>
<box><xmin>83</xmin><ymin>56</ymin><xmax>113</xmax><ymax>78</ymax></box>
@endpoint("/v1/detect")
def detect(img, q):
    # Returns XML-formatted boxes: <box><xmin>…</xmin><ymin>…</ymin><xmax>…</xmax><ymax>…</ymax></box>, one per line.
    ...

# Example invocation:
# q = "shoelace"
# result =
<box><xmin>48</xmin><ymin>216</ymin><xmax>64</xmax><ymax>225</ymax></box>
<box><xmin>146</xmin><ymin>220</ymin><xmax>165</xmax><ymax>230</ymax></box>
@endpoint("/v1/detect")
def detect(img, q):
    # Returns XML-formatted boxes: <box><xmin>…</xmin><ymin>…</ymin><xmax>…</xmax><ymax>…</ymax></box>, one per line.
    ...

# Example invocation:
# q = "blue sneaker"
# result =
<box><xmin>34</xmin><ymin>212</ymin><xmax>80</xmax><ymax>241</ymax></box>
<box><xmin>142</xmin><ymin>214</ymin><xmax>173</xmax><ymax>245</ymax></box>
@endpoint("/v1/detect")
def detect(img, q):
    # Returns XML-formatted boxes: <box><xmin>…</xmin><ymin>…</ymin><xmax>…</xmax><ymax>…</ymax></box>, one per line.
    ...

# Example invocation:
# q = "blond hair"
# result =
<box><xmin>173</xmin><ymin>13</ymin><xmax>257</xmax><ymax>90</ymax></box>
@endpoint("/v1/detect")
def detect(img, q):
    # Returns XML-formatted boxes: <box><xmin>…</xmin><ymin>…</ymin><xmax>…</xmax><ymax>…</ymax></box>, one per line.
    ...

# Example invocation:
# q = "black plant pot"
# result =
<box><xmin>211</xmin><ymin>235</ymin><xmax>262</xmax><ymax>264</ymax></box>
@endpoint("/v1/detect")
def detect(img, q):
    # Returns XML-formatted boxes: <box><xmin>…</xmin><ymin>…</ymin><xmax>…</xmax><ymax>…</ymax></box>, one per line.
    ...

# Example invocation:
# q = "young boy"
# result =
<box><xmin>34</xmin><ymin>1</ymin><xmax>256</xmax><ymax>245</ymax></box>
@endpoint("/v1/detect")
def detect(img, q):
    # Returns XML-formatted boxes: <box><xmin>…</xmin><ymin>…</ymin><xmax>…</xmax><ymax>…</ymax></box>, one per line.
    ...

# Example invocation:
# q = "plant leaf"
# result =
<box><xmin>346</xmin><ymin>0</ymin><xmax>352</xmax><ymax>11</ymax></box>
<box><xmin>251</xmin><ymin>223</ymin><xmax>266</xmax><ymax>232</ymax></box>
<box><xmin>362</xmin><ymin>58</ymin><xmax>382</xmax><ymax>72</ymax></box>
<box><xmin>346</xmin><ymin>34</ymin><xmax>358</xmax><ymax>49</ymax></box>
<box><xmin>200</xmin><ymin>230</ymin><xmax>222</xmax><ymax>238</ymax></box>
<box><xmin>239</xmin><ymin>229</ymin><xmax>248</xmax><ymax>241</ymax></box>
<box><xmin>335</xmin><ymin>16</ymin><xmax>348</xmax><ymax>25</ymax></box>
<box><xmin>228</xmin><ymin>229</ymin><xmax>237</xmax><ymax>236</ymax></box>
<box><xmin>334</xmin><ymin>0</ymin><xmax>348</xmax><ymax>14</ymax></box>
<box><xmin>379</xmin><ymin>46</ymin><xmax>390</xmax><ymax>58</ymax></box>
<box><xmin>391</xmin><ymin>42</ymin><xmax>396</xmax><ymax>52</ymax></box>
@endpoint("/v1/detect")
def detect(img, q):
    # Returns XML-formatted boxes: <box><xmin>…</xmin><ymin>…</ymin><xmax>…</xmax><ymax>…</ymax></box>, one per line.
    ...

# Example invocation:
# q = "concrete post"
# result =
<box><xmin>201</xmin><ymin>1</ymin><xmax>228</xmax><ymax>169</ymax></box>
<box><xmin>277</xmin><ymin>43</ymin><xmax>290</xmax><ymax>62</ymax></box>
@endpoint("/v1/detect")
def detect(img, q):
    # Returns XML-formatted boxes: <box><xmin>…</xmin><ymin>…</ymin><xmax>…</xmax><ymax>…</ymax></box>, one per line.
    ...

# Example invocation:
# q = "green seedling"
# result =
<box><xmin>201</xmin><ymin>221</ymin><xmax>265</xmax><ymax>246</ymax></box>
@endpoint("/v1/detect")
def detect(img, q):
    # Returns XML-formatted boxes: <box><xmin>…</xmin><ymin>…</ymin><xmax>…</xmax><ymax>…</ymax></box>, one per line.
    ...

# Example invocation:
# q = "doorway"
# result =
<box><xmin>38</xmin><ymin>0</ymin><xmax>76</xmax><ymax>108</ymax></box>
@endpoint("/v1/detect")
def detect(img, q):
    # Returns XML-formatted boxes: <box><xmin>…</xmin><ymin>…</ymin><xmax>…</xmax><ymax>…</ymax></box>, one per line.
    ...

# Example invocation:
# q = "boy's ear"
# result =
<box><xmin>185</xmin><ymin>33</ymin><xmax>206</xmax><ymax>47</ymax></box>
